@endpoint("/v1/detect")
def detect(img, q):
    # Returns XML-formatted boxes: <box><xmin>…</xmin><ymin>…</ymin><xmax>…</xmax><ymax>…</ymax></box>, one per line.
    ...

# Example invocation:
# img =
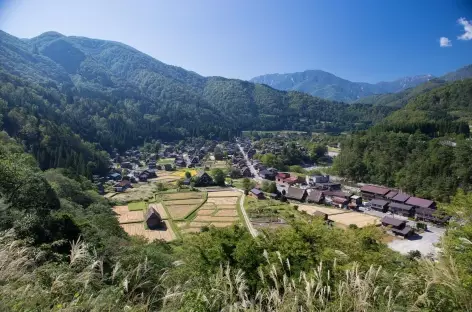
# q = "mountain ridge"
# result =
<box><xmin>250</xmin><ymin>66</ymin><xmax>471</xmax><ymax>102</ymax></box>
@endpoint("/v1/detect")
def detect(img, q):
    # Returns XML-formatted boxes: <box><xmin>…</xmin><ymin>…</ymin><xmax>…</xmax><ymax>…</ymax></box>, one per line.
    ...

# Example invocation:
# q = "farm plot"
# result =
<box><xmin>112</xmin><ymin>183</ymin><xmax>155</xmax><ymax>202</ymax></box>
<box><xmin>177</xmin><ymin>190</ymin><xmax>241</xmax><ymax>234</ymax></box>
<box><xmin>297</xmin><ymin>204</ymin><xmax>346</xmax><ymax>216</ymax></box>
<box><xmin>329</xmin><ymin>212</ymin><xmax>380</xmax><ymax>228</ymax></box>
<box><xmin>120</xmin><ymin>221</ymin><xmax>176</xmax><ymax>242</ymax></box>
<box><xmin>208</xmin><ymin>191</ymin><xmax>240</xmax><ymax>198</ymax></box>
<box><xmin>113</xmin><ymin>206</ymin><xmax>144</xmax><ymax>224</ymax></box>
<box><xmin>161</xmin><ymin>192</ymin><xmax>205</xmax><ymax>220</ymax></box>
<box><xmin>162</xmin><ymin>192</ymin><xmax>203</xmax><ymax>200</ymax></box>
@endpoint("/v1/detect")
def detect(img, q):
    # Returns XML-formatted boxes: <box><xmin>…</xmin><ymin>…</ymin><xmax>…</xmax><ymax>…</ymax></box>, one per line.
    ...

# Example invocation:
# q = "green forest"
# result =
<box><xmin>334</xmin><ymin>79</ymin><xmax>472</xmax><ymax>201</ymax></box>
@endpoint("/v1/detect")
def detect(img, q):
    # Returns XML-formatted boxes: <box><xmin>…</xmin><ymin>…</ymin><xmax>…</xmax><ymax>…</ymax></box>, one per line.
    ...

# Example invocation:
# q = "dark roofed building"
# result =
<box><xmin>385</xmin><ymin>190</ymin><xmax>398</xmax><ymax>199</ymax></box>
<box><xmin>381</xmin><ymin>216</ymin><xmax>406</xmax><ymax>228</ymax></box>
<box><xmin>415</xmin><ymin>207</ymin><xmax>450</xmax><ymax>224</ymax></box>
<box><xmin>381</xmin><ymin>216</ymin><xmax>413</xmax><ymax>238</ymax></box>
<box><xmin>285</xmin><ymin>187</ymin><xmax>307</xmax><ymax>202</ymax></box>
<box><xmin>306</xmin><ymin>190</ymin><xmax>324</xmax><ymax>204</ymax></box>
<box><xmin>370</xmin><ymin>199</ymin><xmax>389</xmax><ymax>212</ymax></box>
<box><xmin>146</xmin><ymin>206</ymin><xmax>163</xmax><ymax>229</ymax></box>
<box><xmin>389</xmin><ymin>202</ymin><xmax>414</xmax><ymax>217</ymax></box>
<box><xmin>391</xmin><ymin>193</ymin><xmax>410</xmax><ymax>203</ymax></box>
<box><xmin>331</xmin><ymin>196</ymin><xmax>349</xmax><ymax>207</ymax></box>
<box><xmin>406</xmin><ymin>197</ymin><xmax>436</xmax><ymax>209</ymax></box>
<box><xmin>361</xmin><ymin>185</ymin><xmax>390</xmax><ymax>200</ymax></box>
<box><xmin>195</xmin><ymin>170</ymin><xmax>213</xmax><ymax>186</ymax></box>
<box><xmin>259</xmin><ymin>169</ymin><xmax>275</xmax><ymax>180</ymax></box>
<box><xmin>250</xmin><ymin>188</ymin><xmax>265</xmax><ymax>199</ymax></box>
<box><xmin>323</xmin><ymin>191</ymin><xmax>350</xmax><ymax>199</ymax></box>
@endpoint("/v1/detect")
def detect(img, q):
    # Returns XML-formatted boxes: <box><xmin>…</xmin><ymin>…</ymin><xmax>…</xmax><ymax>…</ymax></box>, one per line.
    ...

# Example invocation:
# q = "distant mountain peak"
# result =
<box><xmin>250</xmin><ymin>70</ymin><xmax>434</xmax><ymax>103</ymax></box>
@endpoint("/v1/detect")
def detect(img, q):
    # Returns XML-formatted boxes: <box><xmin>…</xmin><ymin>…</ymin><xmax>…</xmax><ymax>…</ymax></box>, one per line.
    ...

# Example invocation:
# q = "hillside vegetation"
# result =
<box><xmin>1</xmin><ymin>130</ymin><xmax>472</xmax><ymax>311</ymax></box>
<box><xmin>334</xmin><ymin>79</ymin><xmax>472</xmax><ymax>201</ymax></box>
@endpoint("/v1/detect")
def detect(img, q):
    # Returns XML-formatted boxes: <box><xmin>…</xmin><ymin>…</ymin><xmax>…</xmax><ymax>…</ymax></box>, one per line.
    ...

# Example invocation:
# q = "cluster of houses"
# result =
<box><xmin>361</xmin><ymin>185</ymin><xmax>450</xmax><ymax>225</ymax></box>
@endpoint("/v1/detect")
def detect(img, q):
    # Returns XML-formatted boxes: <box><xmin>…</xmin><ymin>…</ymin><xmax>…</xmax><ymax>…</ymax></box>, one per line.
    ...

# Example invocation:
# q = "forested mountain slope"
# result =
<box><xmin>334</xmin><ymin>79</ymin><xmax>472</xmax><ymax>201</ymax></box>
<box><xmin>0</xmin><ymin>31</ymin><xmax>396</xmax><ymax>148</ymax></box>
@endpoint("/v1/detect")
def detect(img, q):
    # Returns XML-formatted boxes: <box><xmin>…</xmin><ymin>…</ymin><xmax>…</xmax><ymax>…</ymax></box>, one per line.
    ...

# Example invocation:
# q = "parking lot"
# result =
<box><xmin>360</xmin><ymin>206</ymin><xmax>446</xmax><ymax>256</ymax></box>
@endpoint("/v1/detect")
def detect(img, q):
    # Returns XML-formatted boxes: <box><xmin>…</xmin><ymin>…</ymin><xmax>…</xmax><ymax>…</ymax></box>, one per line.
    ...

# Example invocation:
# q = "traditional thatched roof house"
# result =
<box><xmin>306</xmin><ymin>190</ymin><xmax>324</xmax><ymax>204</ymax></box>
<box><xmin>195</xmin><ymin>170</ymin><xmax>213</xmax><ymax>186</ymax></box>
<box><xmin>285</xmin><ymin>187</ymin><xmax>307</xmax><ymax>202</ymax></box>
<box><xmin>146</xmin><ymin>206</ymin><xmax>163</xmax><ymax>229</ymax></box>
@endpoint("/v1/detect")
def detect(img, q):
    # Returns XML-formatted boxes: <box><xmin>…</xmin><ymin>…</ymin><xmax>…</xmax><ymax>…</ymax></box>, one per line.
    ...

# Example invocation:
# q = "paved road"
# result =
<box><xmin>237</xmin><ymin>143</ymin><xmax>262</xmax><ymax>181</ymax></box>
<box><xmin>234</xmin><ymin>189</ymin><xmax>258</xmax><ymax>237</ymax></box>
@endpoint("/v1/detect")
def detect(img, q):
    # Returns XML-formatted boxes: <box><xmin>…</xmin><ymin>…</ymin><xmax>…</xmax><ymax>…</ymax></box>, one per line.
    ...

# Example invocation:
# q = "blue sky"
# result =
<box><xmin>0</xmin><ymin>0</ymin><xmax>471</xmax><ymax>83</ymax></box>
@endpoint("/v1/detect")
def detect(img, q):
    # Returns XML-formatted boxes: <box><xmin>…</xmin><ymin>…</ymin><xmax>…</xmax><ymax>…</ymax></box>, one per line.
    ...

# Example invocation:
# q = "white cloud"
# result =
<box><xmin>439</xmin><ymin>36</ymin><xmax>452</xmax><ymax>47</ymax></box>
<box><xmin>458</xmin><ymin>17</ymin><xmax>472</xmax><ymax>40</ymax></box>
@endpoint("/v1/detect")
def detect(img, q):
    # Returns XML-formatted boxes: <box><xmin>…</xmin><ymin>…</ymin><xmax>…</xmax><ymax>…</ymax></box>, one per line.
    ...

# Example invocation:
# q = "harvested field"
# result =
<box><xmin>175</xmin><ymin>221</ymin><xmax>188</xmax><ymax>228</ymax></box>
<box><xmin>113</xmin><ymin>206</ymin><xmax>128</xmax><ymax>214</ymax></box>
<box><xmin>148</xmin><ymin>203</ymin><xmax>168</xmax><ymax>219</ymax></box>
<box><xmin>166</xmin><ymin>205</ymin><xmax>196</xmax><ymax>219</ymax></box>
<box><xmin>121</xmin><ymin>221</ymin><xmax>175</xmax><ymax>242</ymax></box>
<box><xmin>189</xmin><ymin>221</ymin><xmax>210</xmax><ymax>228</ymax></box>
<box><xmin>215</xmin><ymin>204</ymin><xmax>237</xmax><ymax>210</ymax></box>
<box><xmin>207</xmin><ymin>191</ymin><xmax>240</xmax><ymax>198</ymax></box>
<box><xmin>112</xmin><ymin>183</ymin><xmax>155</xmax><ymax>202</ymax></box>
<box><xmin>207</xmin><ymin>197</ymin><xmax>239</xmax><ymax>205</ymax></box>
<box><xmin>194</xmin><ymin>216</ymin><xmax>239</xmax><ymax>222</ymax></box>
<box><xmin>298</xmin><ymin>204</ymin><xmax>348</xmax><ymax>216</ymax></box>
<box><xmin>113</xmin><ymin>206</ymin><xmax>144</xmax><ymax>224</ymax></box>
<box><xmin>164</xmin><ymin>199</ymin><xmax>202</xmax><ymax>205</ymax></box>
<box><xmin>156</xmin><ymin>176</ymin><xmax>180</xmax><ymax>182</ymax></box>
<box><xmin>197</xmin><ymin>209</ymin><xmax>214</xmax><ymax>216</ymax></box>
<box><xmin>210</xmin><ymin>222</ymin><xmax>234</xmax><ymax>227</ymax></box>
<box><xmin>182</xmin><ymin>227</ymin><xmax>202</xmax><ymax>234</ymax></box>
<box><xmin>199</xmin><ymin>203</ymin><xmax>217</xmax><ymax>210</ymax></box>
<box><xmin>162</xmin><ymin>192</ymin><xmax>203</xmax><ymax>200</ymax></box>
<box><xmin>214</xmin><ymin>210</ymin><xmax>239</xmax><ymax>217</ymax></box>
<box><xmin>329</xmin><ymin>212</ymin><xmax>380</xmax><ymax>228</ymax></box>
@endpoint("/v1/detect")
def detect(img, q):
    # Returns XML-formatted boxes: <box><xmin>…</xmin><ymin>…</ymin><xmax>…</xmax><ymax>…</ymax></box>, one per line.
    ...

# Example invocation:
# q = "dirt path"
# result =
<box><xmin>235</xmin><ymin>189</ymin><xmax>258</xmax><ymax>237</ymax></box>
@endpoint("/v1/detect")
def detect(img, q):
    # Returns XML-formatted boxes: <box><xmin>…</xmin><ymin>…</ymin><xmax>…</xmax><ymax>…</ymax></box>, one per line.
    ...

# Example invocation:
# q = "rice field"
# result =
<box><xmin>176</xmin><ymin>190</ymin><xmax>242</xmax><ymax>234</ymax></box>
<box><xmin>161</xmin><ymin>192</ymin><xmax>203</xmax><ymax>200</ymax></box>
<box><xmin>120</xmin><ymin>221</ymin><xmax>176</xmax><ymax>242</ymax></box>
<box><xmin>128</xmin><ymin>201</ymin><xmax>146</xmax><ymax>211</ymax></box>
<box><xmin>164</xmin><ymin>199</ymin><xmax>202</xmax><ymax>205</ymax></box>
<box><xmin>113</xmin><ymin>206</ymin><xmax>144</xmax><ymax>223</ymax></box>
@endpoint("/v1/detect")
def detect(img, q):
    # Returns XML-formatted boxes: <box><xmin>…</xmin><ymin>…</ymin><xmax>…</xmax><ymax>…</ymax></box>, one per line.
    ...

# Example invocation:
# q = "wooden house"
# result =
<box><xmin>250</xmin><ymin>188</ymin><xmax>265</xmax><ymax>199</ymax></box>
<box><xmin>360</xmin><ymin>185</ymin><xmax>391</xmax><ymax>201</ymax></box>
<box><xmin>381</xmin><ymin>216</ymin><xmax>413</xmax><ymax>238</ymax></box>
<box><xmin>389</xmin><ymin>202</ymin><xmax>414</xmax><ymax>217</ymax></box>
<box><xmin>370</xmin><ymin>199</ymin><xmax>389</xmax><ymax>213</ymax></box>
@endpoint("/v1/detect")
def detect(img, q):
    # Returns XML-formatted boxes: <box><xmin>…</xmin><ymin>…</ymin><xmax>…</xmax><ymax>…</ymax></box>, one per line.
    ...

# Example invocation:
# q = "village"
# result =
<box><xmin>95</xmin><ymin>135</ymin><xmax>450</xmax><ymax>257</ymax></box>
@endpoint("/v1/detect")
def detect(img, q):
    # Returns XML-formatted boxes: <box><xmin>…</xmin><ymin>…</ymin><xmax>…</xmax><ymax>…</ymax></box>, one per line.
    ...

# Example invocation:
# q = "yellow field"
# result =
<box><xmin>121</xmin><ymin>221</ymin><xmax>176</xmax><ymax>242</ymax></box>
<box><xmin>177</xmin><ymin>170</ymin><xmax>198</xmax><ymax>177</ymax></box>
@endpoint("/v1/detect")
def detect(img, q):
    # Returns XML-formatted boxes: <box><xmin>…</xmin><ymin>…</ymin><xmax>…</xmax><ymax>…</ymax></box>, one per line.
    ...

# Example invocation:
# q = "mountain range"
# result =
<box><xmin>250</xmin><ymin>66</ymin><xmax>472</xmax><ymax>103</ymax></box>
